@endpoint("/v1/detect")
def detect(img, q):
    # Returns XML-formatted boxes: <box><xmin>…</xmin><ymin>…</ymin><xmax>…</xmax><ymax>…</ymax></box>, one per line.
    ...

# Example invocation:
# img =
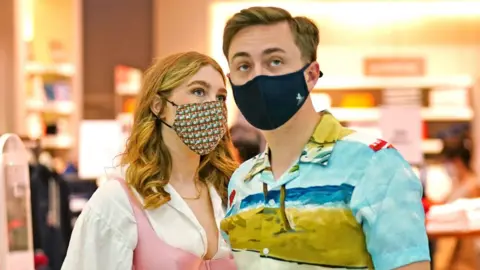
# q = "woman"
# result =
<box><xmin>444</xmin><ymin>143</ymin><xmax>478</xmax><ymax>202</ymax></box>
<box><xmin>434</xmin><ymin>141</ymin><xmax>479</xmax><ymax>270</ymax></box>
<box><xmin>62</xmin><ymin>52</ymin><xmax>238</xmax><ymax>269</ymax></box>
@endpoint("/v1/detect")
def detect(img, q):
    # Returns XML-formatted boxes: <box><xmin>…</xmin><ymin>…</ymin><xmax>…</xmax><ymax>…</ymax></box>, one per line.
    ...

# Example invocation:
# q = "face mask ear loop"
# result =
<box><xmin>157</xmin><ymin>117</ymin><xmax>173</xmax><ymax>129</ymax></box>
<box><xmin>155</xmin><ymin>94</ymin><xmax>177</xmax><ymax>129</ymax></box>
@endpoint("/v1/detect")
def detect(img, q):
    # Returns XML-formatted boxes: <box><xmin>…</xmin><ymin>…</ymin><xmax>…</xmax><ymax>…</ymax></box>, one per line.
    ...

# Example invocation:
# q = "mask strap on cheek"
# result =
<box><xmin>160</xmin><ymin>95</ymin><xmax>178</xmax><ymax>107</ymax></box>
<box><xmin>159</xmin><ymin>118</ymin><xmax>173</xmax><ymax>129</ymax></box>
<box><xmin>153</xmin><ymin>111</ymin><xmax>173</xmax><ymax>128</ymax></box>
<box><xmin>155</xmin><ymin>95</ymin><xmax>177</xmax><ymax>128</ymax></box>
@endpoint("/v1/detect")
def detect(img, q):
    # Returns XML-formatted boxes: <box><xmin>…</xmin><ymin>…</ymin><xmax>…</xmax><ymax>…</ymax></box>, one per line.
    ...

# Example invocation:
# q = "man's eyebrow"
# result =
<box><xmin>230</xmin><ymin>48</ymin><xmax>286</xmax><ymax>62</ymax></box>
<box><xmin>230</xmin><ymin>51</ymin><xmax>250</xmax><ymax>62</ymax></box>
<box><xmin>263</xmin><ymin>47</ymin><xmax>286</xmax><ymax>55</ymax></box>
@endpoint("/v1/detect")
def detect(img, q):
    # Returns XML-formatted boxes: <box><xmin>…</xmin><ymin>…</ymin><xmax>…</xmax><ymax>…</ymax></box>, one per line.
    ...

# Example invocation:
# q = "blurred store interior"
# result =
<box><xmin>1</xmin><ymin>0</ymin><xmax>480</xmax><ymax>269</ymax></box>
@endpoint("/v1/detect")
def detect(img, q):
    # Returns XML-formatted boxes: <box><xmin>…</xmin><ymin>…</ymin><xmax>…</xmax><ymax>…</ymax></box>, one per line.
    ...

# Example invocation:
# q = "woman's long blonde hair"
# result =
<box><xmin>120</xmin><ymin>52</ymin><xmax>238</xmax><ymax>209</ymax></box>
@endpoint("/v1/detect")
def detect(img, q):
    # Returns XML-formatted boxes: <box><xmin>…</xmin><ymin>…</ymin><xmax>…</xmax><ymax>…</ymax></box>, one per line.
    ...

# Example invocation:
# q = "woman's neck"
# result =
<box><xmin>162</xmin><ymin>128</ymin><xmax>200</xmax><ymax>184</ymax></box>
<box><xmin>170</xmin><ymin>153</ymin><xmax>200</xmax><ymax>184</ymax></box>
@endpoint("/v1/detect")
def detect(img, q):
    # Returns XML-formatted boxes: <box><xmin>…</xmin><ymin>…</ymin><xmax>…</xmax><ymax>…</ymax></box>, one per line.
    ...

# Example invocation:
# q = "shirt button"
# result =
<box><xmin>262</xmin><ymin>248</ymin><xmax>269</xmax><ymax>255</ymax></box>
<box><xmin>268</xmin><ymin>199</ymin><xmax>275</xmax><ymax>206</ymax></box>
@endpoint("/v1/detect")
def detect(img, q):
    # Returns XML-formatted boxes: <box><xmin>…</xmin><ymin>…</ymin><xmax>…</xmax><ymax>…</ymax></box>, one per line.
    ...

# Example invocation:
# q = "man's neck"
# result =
<box><xmin>263</xmin><ymin>103</ymin><xmax>321</xmax><ymax>180</ymax></box>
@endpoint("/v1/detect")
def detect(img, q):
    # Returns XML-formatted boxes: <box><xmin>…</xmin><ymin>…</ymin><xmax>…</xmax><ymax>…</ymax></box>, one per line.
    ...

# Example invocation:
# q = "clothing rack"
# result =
<box><xmin>24</xmin><ymin>137</ymin><xmax>73</xmax><ymax>270</ymax></box>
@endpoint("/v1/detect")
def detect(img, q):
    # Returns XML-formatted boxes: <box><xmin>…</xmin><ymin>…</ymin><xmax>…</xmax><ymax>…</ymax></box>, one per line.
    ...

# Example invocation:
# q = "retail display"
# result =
<box><xmin>0</xmin><ymin>133</ymin><xmax>35</xmax><ymax>270</ymax></box>
<box><xmin>10</xmin><ymin>0</ymin><xmax>82</xmax><ymax>177</ymax></box>
<box><xmin>311</xmin><ymin>81</ymin><xmax>473</xmax><ymax>157</ymax></box>
<box><xmin>25</xmin><ymin>67</ymin><xmax>75</xmax><ymax>149</ymax></box>
<box><xmin>114</xmin><ymin>65</ymin><xmax>142</xmax><ymax>150</ymax></box>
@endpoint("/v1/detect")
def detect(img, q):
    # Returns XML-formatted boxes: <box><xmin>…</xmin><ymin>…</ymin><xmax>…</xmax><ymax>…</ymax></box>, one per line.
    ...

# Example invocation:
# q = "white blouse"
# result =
<box><xmin>61</xmin><ymin>175</ymin><xmax>231</xmax><ymax>270</ymax></box>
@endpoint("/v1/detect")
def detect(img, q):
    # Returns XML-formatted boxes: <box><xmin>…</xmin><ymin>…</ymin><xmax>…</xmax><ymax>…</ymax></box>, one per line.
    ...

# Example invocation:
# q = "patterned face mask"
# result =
<box><xmin>160</xmin><ymin>99</ymin><xmax>228</xmax><ymax>156</ymax></box>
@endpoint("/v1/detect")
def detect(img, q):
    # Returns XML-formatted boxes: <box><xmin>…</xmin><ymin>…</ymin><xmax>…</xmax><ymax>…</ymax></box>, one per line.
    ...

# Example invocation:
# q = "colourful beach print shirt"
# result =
<box><xmin>221</xmin><ymin>111</ymin><xmax>430</xmax><ymax>270</ymax></box>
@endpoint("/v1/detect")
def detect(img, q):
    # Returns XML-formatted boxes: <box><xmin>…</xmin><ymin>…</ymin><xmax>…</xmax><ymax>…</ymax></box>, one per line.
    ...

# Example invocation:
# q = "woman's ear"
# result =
<box><xmin>150</xmin><ymin>95</ymin><xmax>163</xmax><ymax>119</ymax></box>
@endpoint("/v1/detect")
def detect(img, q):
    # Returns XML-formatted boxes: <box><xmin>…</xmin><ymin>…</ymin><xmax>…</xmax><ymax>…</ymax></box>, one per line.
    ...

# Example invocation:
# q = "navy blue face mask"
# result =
<box><xmin>229</xmin><ymin>64</ymin><xmax>322</xmax><ymax>130</ymax></box>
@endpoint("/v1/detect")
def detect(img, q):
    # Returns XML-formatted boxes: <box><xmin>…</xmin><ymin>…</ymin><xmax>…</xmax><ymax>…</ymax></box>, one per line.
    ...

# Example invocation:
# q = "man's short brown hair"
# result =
<box><xmin>223</xmin><ymin>6</ymin><xmax>320</xmax><ymax>63</ymax></box>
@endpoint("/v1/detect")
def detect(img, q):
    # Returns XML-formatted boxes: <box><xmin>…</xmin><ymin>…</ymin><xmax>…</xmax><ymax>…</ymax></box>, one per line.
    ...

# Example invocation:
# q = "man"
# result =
<box><xmin>220</xmin><ymin>6</ymin><xmax>430</xmax><ymax>270</ymax></box>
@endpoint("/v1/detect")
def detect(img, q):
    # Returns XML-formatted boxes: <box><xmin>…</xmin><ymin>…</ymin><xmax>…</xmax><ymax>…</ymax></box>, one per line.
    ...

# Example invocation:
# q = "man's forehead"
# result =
<box><xmin>236</xmin><ymin>21</ymin><xmax>291</xmax><ymax>36</ymax></box>
<box><xmin>228</xmin><ymin>22</ymin><xmax>295</xmax><ymax>58</ymax></box>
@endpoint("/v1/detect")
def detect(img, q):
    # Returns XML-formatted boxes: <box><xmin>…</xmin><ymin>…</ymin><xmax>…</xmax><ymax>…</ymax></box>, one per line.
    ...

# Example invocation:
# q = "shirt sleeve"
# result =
<box><xmin>61</xmin><ymin>206</ymin><xmax>133</xmax><ymax>270</ymax></box>
<box><xmin>350</xmin><ymin>147</ymin><xmax>430</xmax><ymax>270</ymax></box>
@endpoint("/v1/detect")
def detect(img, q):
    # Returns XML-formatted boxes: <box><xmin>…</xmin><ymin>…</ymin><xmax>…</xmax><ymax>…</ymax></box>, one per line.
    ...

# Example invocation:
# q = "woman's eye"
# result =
<box><xmin>270</xmin><ymin>59</ymin><xmax>282</xmax><ymax>67</ymax></box>
<box><xmin>192</xmin><ymin>88</ymin><xmax>205</xmax><ymax>96</ymax></box>
<box><xmin>217</xmin><ymin>95</ymin><xmax>227</xmax><ymax>102</ymax></box>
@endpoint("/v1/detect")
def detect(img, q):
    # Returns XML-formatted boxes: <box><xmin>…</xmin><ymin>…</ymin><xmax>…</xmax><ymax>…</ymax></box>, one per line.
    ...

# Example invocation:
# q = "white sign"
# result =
<box><xmin>0</xmin><ymin>134</ymin><xmax>35</xmax><ymax>270</ymax></box>
<box><xmin>380</xmin><ymin>88</ymin><xmax>423</xmax><ymax>164</ymax></box>
<box><xmin>380</xmin><ymin>105</ymin><xmax>423</xmax><ymax>164</ymax></box>
<box><xmin>78</xmin><ymin>121</ymin><xmax>123</xmax><ymax>179</ymax></box>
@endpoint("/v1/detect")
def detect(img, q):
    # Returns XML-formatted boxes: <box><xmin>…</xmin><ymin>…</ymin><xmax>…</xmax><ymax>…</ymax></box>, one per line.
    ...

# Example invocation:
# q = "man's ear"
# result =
<box><xmin>304</xmin><ymin>62</ymin><xmax>320</xmax><ymax>91</ymax></box>
<box><xmin>150</xmin><ymin>95</ymin><xmax>164</xmax><ymax>119</ymax></box>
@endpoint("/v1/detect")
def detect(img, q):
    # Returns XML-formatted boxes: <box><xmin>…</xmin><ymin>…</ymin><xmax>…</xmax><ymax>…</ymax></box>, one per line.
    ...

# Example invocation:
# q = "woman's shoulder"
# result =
<box><xmin>67</xmin><ymin>178</ymin><xmax>139</xmax><ymax>258</ymax></box>
<box><xmin>85</xmin><ymin>179</ymin><xmax>136</xmax><ymax>222</ymax></box>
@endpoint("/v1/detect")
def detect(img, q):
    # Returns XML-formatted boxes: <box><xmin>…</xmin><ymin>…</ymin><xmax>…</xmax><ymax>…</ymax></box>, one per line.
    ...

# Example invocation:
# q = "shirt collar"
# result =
<box><xmin>244</xmin><ymin>111</ymin><xmax>354</xmax><ymax>181</ymax></box>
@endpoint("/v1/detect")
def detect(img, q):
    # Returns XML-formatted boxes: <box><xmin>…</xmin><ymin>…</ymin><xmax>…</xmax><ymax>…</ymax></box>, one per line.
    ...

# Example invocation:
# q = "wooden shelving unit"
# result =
<box><xmin>114</xmin><ymin>65</ymin><xmax>142</xmax><ymax>148</ymax></box>
<box><xmin>311</xmin><ymin>76</ymin><xmax>474</xmax><ymax>157</ymax></box>
<box><xmin>14</xmin><ymin>0</ymin><xmax>82</xmax><ymax>166</ymax></box>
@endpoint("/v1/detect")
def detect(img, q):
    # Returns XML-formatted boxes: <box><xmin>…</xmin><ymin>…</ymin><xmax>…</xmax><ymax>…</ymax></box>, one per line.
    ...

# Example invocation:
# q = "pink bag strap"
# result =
<box><xmin>114</xmin><ymin>178</ymin><xmax>150</xmax><ymax>224</ymax></box>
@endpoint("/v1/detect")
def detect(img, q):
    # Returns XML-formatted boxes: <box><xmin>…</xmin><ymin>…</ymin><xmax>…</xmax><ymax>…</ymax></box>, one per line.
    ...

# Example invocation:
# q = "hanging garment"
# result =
<box><xmin>29</xmin><ymin>164</ymin><xmax>72</xmax><ymax>270</ymax></box>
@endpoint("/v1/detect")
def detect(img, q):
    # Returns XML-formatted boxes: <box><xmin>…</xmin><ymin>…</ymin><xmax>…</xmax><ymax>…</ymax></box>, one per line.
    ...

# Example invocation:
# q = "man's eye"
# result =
<box><xmin>270</xmin><ymin>59</ymin><xmax>282</xmax><ymax>67</ymax></box>
<box><xmin>217</xmin><ymin>95</ymin><xmax>227</xmax><ymax>102</ymax></box>
<box><xmin>238</xmin><ymin>64</ymin><xmax>250</xmax><ymax>72</ymax></box>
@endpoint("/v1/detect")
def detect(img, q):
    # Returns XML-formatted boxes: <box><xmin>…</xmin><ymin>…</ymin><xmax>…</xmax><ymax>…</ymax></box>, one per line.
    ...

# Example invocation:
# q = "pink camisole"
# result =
<box><xmin>117</xmin><ymin>179</ymin><xmax>237</xmax><ymax>270</ymax></box>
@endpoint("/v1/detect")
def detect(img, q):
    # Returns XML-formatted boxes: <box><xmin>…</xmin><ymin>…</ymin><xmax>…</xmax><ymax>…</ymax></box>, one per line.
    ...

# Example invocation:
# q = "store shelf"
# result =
<box><xmin>26</xmin><ymin>100</ymin><xmax>75</xmax><ymax>114</ymax></box>
<box><xmin>423</xmin><ymin>107</ymin><xmax>473</xmax><ymax>121</ymax></box>
<box><xmin>315</xmin><ymin>75</ymin><xmax>473</xmax><ymax>90</ymax></box>
<box><xmin>330</xmin><ymin>107</ymin><xmax>473</xmax><ymax>122</ymax></box>
<box><xmin>41</xmin><ymin>135</ymin><xmax>74</xmax><ymax>149</ymax></box>
<box><xmin>25</xmin><ymin>62</ymin><xmax>76</xmax><ymax>77</ymax></box>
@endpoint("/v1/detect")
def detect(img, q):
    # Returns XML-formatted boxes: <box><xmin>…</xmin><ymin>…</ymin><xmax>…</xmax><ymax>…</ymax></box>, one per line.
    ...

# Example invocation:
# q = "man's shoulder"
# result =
<box><xmin>339</xmin><ymin>129</ymin><xmax>395</xmax><ymax>153</ymax></box>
